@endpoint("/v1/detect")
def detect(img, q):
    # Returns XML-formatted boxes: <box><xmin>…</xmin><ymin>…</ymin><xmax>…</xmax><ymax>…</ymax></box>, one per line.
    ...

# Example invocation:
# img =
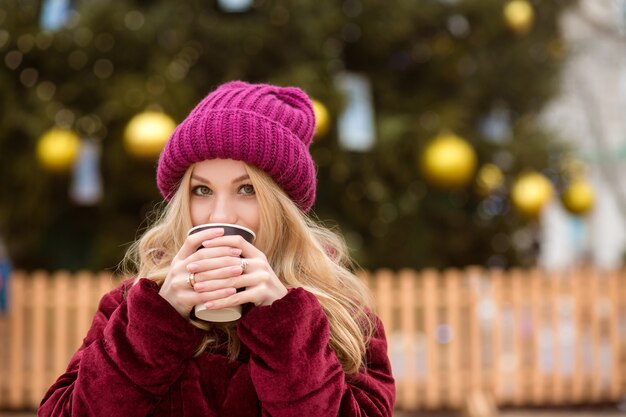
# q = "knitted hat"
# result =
<box><xmin>156</xmin><ymin>81</ymin><xmax>317</xmax><ymax>212</ymax></box>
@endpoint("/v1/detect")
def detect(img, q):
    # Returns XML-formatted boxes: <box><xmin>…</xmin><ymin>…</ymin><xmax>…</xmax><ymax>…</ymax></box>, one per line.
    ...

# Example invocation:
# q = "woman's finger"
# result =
<box><xmin>185</xmin><ymin>246</ymin><xmax>242</xmax><ymax>266</ymax></box>
<box><xmin>200</xmin><ymin>235</ymin><xmax>260</xmax><ymax>258</ymax></box>
<box><xmin>177</xmin><ymin>227</ymin><xmax>225</xmax><ymax>260</ymax></box>
<box><xmin>200</xmin><ymin>269</ymin><xmax>275</xmax><ymax>307</ymax></box>
<box><xmin>186</xmin><ymin>254</ymin><xmax>242</xmax><ymax>275</ymax></box>
<box><xmin>192</xmin><ymin>263</ymin><xmax>245</xmax><ymax>287</ymax></box>
<box><xmin>195</xmin><ymin>287</ymin><xmax>238</xmax><ymax>304</ymax></box>
<box><xmin>202</xmin><ymin>284</ymin><xmax>264</xmax><ymax>310</ymax></box>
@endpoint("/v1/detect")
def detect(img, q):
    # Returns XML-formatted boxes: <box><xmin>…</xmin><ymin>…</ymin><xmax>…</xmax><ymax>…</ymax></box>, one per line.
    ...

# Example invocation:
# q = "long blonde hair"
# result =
<box><xmin>122</xmin><ymin>163</ymin><xmax>376</xmax><ymax>374</ymax></box>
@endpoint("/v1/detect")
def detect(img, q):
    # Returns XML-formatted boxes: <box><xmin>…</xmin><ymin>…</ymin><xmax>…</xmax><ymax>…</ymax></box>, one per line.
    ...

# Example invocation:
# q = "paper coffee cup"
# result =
<box><xmin>188</xmin><ymin>223</ymin><xmax>255</xmax><ymax>322</ymax></box>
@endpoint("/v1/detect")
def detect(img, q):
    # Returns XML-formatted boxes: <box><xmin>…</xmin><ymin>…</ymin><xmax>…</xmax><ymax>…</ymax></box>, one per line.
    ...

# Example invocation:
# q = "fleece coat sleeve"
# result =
<box><xmin>38</xmin><ymin>278</ymin><xmax>206</xmax><ymax>417</ymax></box>
<box><xmin>237</xmin><ymin>287</ymin><xmax>396</xmax><ymax>417</ymax></box>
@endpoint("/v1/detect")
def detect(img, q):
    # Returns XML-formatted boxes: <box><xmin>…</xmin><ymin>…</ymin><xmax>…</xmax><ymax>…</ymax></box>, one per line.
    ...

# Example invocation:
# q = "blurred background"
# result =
<box><xmin>2</xmin><ymin>0</ymin><xmax>626</xmax><ymax>415</ymax></box>
<box><xmin>0</xmin><ymin>0</ymin><xmax>587</xmax><ymax>272</ymax></box>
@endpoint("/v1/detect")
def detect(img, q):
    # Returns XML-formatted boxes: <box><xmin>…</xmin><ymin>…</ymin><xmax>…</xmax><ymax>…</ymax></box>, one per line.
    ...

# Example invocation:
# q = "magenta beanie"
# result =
<box><xmin>156</xmin><ymin>81</ymin><xmax>317</xmax><ymax>212</ymax></box>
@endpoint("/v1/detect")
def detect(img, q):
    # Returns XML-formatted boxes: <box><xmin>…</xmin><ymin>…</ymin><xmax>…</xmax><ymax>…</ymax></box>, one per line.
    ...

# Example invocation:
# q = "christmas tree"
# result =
<box><xmin>0</xmin><ymin>0</ymin><xmax>573</xmax><ymax>272</ymax></box>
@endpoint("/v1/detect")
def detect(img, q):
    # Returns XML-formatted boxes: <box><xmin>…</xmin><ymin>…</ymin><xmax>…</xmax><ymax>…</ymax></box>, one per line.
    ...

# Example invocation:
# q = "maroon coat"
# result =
<box><xmin>39</xmin><ymin>278</ymin><xmax>395</xmax><ymax>416</ymax></box>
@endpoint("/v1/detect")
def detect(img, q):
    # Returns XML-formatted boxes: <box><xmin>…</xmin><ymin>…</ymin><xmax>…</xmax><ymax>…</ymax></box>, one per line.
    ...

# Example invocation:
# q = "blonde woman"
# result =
<box><xmin>39</xmin><ymin>81</ymin><xmax>395</xmax><ymax>416</ymax></box>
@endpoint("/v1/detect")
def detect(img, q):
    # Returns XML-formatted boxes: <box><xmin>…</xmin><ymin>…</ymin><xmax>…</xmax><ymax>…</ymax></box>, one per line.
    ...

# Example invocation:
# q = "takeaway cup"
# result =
<box><xmin>188</xmin><ymin>223</ymin><xmax>255</xmax><ymax>322</ymax></box>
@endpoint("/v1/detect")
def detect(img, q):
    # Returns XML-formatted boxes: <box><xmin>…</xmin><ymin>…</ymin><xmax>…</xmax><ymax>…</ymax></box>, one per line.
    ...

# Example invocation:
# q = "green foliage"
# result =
<box><xmin>0</xmin><ymin>0</ymin><xmax>572</xmax><ymax>271</ymax></box>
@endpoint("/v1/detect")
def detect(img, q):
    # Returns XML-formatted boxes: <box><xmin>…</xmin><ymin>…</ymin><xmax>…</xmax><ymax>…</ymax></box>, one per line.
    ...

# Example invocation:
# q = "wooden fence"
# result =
<box><xmin>1</xmin><ymin>267</ymin><xmax>625</xmax><ymax>411</ymax></box>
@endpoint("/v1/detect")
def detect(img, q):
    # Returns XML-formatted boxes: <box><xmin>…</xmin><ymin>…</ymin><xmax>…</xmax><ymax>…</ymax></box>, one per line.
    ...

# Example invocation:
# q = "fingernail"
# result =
<box><xmin>187</xmin><ymin>263</ymin><xmax>198</xmax><ymax>272</ymax></box>
<box><xmin>231</xmin><ymin>266</ymin><xmax>241</xmax><ymax>273</ymax></box>
<box><xmin>204</xmin><ymin>301</ymin><xmax>214</xmax><ymax>308</ymax></box>
<box><xmin>194</xmin><ymin>283</ymin><xmax>204</xmax><ymax>291</ymax></box>
<box><xmin>230</xmin><ymin>248</ymin><xmax>242</xmax><ymax>256</ymax></box>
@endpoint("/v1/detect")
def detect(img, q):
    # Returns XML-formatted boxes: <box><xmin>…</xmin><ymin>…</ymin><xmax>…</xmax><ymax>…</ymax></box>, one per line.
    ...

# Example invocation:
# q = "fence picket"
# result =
<box><xmin>52</xmin><ymin>272</ymin><xmax>70</xmax><ymax>382</ymax></box>
<box><xmin>422</xmin><ymin>269</ymin><xmax>439</xmax><ymax>409</ymax></box>
<box><xmin>509</xmin><ymin>268</ymin><xmax>525</xmax><ymax>406</ymax></box>
<box><xmin>0</xmin><ymin>288</ymin><xmax>5</xmax><ymax>407</ymax></box>
<box><xmin>374</xmin><ymin>270</ymin><xmax>395</xmax><ymax>402</ymax></box>
<box><xmin>445</xmin><ymin>269</ymin><xmax>462</xmax><ymax>408</ymax></box>
<box><xmin>571</xmin><ymin>268</ymin><xmax>584</xmax><ymax>403</ymax></box>
<box><xmin>491</xmin><ymin>269</ymin><xmax>503</xmax><ymax>403</ymax></box>
<box><xmin>608</xmin><ymin>270</ymin><xmax>621</xmax><ymax>400</ymax></box>
<box><xmin>465</xmin><ymin>267</ymin><xmax>484</xmax><ymax>404</ymax></box>
<box><xmin>7</xmin><ymin>271</ymin><xmax>26</xmax><ymax>408</ymax></box>
<box><xmin>589</xmin><ymin>268</ymin><xmax>602</xmax><ymax>401</ymax></box>
<box><xmin>30</xmin><ymin>271</ymin><xmax>47</xmax><ymax>406</ymax></box>
<box><xmin>76</xmin><ymin>272</ymin><xmax>93</xmax><ymax>345</ymax></box>
<box><xmin>621</xmin><ymin>269</ymin><xmax>626</xmax><ymax>395</ymax></box>
<box><xmin>399</xmin><ymin>269</ymin><xmax>417</xmax><ymax>409</ymax></box>
<box><xmin>549</xmin><ymin>270</ymin><xmax>562</xmax><ymax>405</ymax></box>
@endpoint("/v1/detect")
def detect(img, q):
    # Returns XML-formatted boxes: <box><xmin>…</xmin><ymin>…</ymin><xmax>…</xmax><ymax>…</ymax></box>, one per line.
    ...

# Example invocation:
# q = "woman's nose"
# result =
<box><xmin>208</xmin><ymin>196</ymin><xmax>237</xmax><ymax>224</ymax></box>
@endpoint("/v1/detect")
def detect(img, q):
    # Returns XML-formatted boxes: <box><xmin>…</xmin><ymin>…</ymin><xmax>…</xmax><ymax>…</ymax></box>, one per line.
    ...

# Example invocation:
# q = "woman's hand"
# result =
<box><xmin>187</xmin><ymin>233</ymin><xmax>288</xmax><ymax>311</ymax></box>
<box><xmin>158</xmin><ymin>227</ymin><xmax>244</xmax><ymax>317</ymax></box>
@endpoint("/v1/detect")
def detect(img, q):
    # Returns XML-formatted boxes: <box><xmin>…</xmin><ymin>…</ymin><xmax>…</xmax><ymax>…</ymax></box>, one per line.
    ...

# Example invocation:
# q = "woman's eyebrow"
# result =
<box><xmin>191</xmin><ymin>174</ymin><xmax>209</xmax><ymax>183</ymax></box>
<box><xmin>231</xmin><ymin>174</ymin><xmax>250</xmax><ymax>183</ymax></box>
<box><xmin>191</xmin><ymin>174</ymin><xmax>250</xmax><ymax>184</ymax></box>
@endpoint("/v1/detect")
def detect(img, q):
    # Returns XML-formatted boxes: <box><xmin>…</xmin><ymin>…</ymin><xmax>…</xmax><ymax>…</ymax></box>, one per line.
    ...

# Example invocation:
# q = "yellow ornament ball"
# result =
<box><xmin>312</xmin><ymin>99</ymin><xmax>330</xmax><ymax>138</ymax></box>
<box><xmin>511</xmin><ymin>172</ymin><xmax>553</xmax><ymax>217</ymax></box>
<box><xmin>124</xmin><ymin>111</ymin><xmax>176</xmax><ymax>158</ymax></box>
<box><xmin>36</xmin><ymin>128</ymin><xmax>81</xmax><ymax>172</ymax></box>
<box><xmin>420</xmin><ymin>133</ymin><xmax>477</xmax><ymax>188</ymax></box>
<box><xmin>476</xmin><ymin>163</ymin><xmax>504</xmax><ymax>195</ymax></box>
<box><xmin>504</xmin><ymin>0</ymin><xmax>534</xmax><ymax>35</ymax></box>
<box><xmin>561</xmin><ymin>180</ymin><xmax>595</xmax><ymax>215</ymax></box>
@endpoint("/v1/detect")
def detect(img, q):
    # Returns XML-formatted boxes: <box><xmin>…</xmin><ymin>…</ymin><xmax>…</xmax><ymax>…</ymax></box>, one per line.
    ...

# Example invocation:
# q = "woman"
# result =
<box><xmin>39</xmin><ymin>81</ymin><xmax>395</xmax><ymax>416</ymax></box>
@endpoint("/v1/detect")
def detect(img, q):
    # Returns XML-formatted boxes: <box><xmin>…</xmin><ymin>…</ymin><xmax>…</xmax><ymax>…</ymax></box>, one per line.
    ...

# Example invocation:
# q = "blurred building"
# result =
<box><xmin>541</xmin><ymin>0</ymin><xmax>626</xmax><ymax>270</ymax></box>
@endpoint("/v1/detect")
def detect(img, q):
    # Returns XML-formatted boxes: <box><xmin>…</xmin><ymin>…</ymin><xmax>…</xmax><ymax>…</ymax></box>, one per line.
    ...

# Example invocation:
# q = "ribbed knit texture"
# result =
<box><xmin>156</xmin><ymin>81</ymin><xmax>317</xmax><ymax>212</ymax></box>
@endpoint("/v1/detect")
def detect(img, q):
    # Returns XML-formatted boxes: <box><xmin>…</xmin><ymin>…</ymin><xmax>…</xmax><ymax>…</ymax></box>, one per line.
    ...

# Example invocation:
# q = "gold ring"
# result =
<box><xmin>187</xmin><ymin>272</ymin><xmax>196</xmax><ymax>288</ymax></box>
<box><xmin>241</xmin><ymin>259</ymin><xmax>249</xmax><ymax>272</ymax></box>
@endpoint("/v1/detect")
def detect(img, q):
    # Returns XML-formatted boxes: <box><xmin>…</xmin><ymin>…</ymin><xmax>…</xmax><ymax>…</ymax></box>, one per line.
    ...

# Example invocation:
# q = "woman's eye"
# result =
<box><xmin>192</xmin><ymin>185</ymin><xmax>211</xmax><ymax>196</ymax></box>
<box><xmin>239</xmin><ymin>184</ymin><xmax>255</xmax><ymax>195</ymax></box>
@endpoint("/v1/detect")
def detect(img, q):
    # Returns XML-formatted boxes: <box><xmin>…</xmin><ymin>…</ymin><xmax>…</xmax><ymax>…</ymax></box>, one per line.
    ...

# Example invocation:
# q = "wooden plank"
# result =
<box><xmin>445</xmin><ymin>269</ymin><xmax>462</xmax><ymax>408</ymax></box>
<box><xmin>75</xmin><ymin>272</ymin><xmax>93</xmax><ymax>347</ymax></box>
<box><xmin>0</xmin><ymin>291</ymin><xmax>6</xmax><ymax>406</ymax></box>
<box><xmin>8</xmin><ymin>271</ymin><xmax>26</xmax><ymax>408</ymax></box>
<box><xmin>570</xmin><ymin>268</ymin><xmax>584</xmax><ymax>403</ymax></box>
<box><xmin>509</xmin><ymin>268</ymin><xmax>526</xmax><ymax>406</ymax></box>
<box><xmin>30</xmin><ymin>271</ymin><xmax>47</xmax><ymax>408</ymax></box>
<box><xmin>375</xmin><ymin>270</ymin><xmax>394</xmax><ymax>344</ymax></box>
<box><xmin>621</xmin><ymin>269</ymin><xmax>626</xmax><ymax>396</ymax></box>
<box><xmin>98</xmin><ymin>272</ymin><xmax>116</xmax><ymax>303</ymax></box>
<box><xmin>490</xmin><ymin>269</ymin><xmax>503</xmax><ymax>404</ymax></box>
<box><xmin>607</xmin><ymin>270</ymin><xmax>621</xmax><ymax>400</ymax></box>
<box><xmin>589</xmin><ymin>268</ymin><xmax>602</xmax><ymax>401</ymax></box>
<box><xmin>99</xmin><ymin>271</ymin><xmax>116</xmax><ymax>290</ymax></box>
<box><xmin>465</xmin><ymin>266</ymin><xmax>483</xmax><ymax>402</ymax></box>
<box><xmin>52</xmin><ymin>272</ymin><xmax>70</xmax><ymax>380</ymax></box>
<box><xmin>529</xmin><ymin>268</ymin><xmax>544</xmax><ymax>405</ymax></box>
<box><xmin>374</xmin><ymin>270</ymin><xmax>396</xmax><ymax>403</ymax></box>
<box><xmin>548</xmin><ymin>270</ymin><xmax>562</xmax><ymax>405</ymax></box>
<box><xmin>399</xmin><ymin>269</ymin><xmax>418</xmax><ymax>410</ymax></box>
<box><xmin>414</xmin><ymin>270</ymin><xmax>424</xmax><ymax>409</ymax></box>
<box><xmin>423</xmin><ymin>269</ymin><xmax>439</xmax><ymax>409</ymax></box>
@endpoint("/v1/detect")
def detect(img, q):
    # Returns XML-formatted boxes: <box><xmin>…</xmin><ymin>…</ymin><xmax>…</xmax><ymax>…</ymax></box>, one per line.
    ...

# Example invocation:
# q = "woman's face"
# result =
<box><xmin>189</xmin><ymin>159</ymin><xmax>260</xmax><ymax>234</ymax></box>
